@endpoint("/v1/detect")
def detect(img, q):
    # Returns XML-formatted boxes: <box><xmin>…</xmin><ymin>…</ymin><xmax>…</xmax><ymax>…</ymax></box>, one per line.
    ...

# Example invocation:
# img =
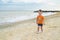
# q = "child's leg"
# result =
<box><xmin>41</xmin><ymin>26</ymin><xmax>43</xmax><ymax>32</ymax></box>
<box><xmin>38</xmin><ymin>26</ymin><xmax>41</xmax><ymax>32</ymax></box>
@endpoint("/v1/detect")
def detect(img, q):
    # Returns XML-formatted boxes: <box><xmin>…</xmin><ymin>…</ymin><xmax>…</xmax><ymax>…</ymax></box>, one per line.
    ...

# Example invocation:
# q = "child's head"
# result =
<box><xmin>38</xmin><ymin>10</ymin><xmax>42</xmax><ymax>15</ymax></box>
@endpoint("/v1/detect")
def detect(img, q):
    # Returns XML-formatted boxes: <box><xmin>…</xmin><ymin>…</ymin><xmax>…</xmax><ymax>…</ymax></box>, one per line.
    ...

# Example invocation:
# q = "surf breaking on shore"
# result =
<box><xmin>0</xmin><ymin>10</ymin><xmax>56</xmax><ymax>25</ymax></box>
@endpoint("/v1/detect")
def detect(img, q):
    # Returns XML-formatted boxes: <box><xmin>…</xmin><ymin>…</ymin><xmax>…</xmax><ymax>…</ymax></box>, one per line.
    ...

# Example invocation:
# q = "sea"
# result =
<box><xmin>0</xmin><ymin>10</ymin><xmax>56</xmax><ymax>25</ymax></box>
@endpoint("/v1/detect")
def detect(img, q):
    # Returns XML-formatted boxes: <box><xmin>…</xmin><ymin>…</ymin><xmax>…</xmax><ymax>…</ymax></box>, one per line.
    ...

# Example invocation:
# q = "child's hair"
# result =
<box><xmin>38</xmin><ymin>9</ymin><xmax>42</xmax><ymax>12</ymax></box>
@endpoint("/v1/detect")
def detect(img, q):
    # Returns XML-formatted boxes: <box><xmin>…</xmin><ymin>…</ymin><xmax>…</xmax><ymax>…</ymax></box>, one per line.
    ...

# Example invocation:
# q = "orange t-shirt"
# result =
<box><xmin>36</xmin><ymin>15</ymin><xmax>44</xmax><ymax>24</ymax></box>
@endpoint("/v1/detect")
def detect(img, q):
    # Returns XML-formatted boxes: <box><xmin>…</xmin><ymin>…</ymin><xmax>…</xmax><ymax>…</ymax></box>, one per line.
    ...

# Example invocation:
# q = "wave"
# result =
<box><xmin>0</xmin><ymin>12</ymin><xmax>56</xmax><ymax>25</ymax></box>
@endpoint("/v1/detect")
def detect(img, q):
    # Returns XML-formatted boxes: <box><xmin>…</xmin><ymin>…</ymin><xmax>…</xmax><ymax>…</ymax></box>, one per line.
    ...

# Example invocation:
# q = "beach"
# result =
<box><xmin>0</xmin><ymin>12</ymin><xmax>60</xmax><ymax>40</ymax></box>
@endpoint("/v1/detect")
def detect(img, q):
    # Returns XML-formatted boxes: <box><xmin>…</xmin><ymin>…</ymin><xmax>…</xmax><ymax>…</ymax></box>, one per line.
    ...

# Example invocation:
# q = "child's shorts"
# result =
<box><xmin>38</xmin><ymin>24</ymin><xmax>43</xmax><ymax>27</ymax></box>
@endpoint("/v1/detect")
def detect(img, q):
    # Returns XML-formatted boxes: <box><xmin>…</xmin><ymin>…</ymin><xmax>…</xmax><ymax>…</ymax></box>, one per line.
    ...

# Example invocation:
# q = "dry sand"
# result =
<box><xmin>0</xmin><ymin>12</ymin><xmax>60</xmax><ymax>40</ymax></box>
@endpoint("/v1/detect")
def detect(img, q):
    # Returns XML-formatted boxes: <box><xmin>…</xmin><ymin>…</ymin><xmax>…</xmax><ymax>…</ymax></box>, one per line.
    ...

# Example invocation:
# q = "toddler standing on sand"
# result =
<box><xmin>36</xmin><ymin>10</ymin><xmax>44</xmax><ymax>32</ymax></box>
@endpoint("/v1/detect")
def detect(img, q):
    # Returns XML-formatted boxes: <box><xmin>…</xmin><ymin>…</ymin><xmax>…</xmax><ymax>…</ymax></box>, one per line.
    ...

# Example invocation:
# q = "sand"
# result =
<box><xmin>0</xmin><ymin>12</ymin><xmax>60</xmax><ymax>40</ymax></box>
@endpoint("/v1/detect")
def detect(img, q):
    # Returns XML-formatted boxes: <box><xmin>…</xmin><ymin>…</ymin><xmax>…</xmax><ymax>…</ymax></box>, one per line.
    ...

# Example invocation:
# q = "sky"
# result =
<box><xmin>0</xmin><ymin>0</ymin><xmax>60</xmax><ymax>10</ymax></box>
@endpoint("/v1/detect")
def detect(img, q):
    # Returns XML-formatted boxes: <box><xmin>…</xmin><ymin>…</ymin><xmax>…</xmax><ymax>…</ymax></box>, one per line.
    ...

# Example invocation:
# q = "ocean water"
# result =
<box><xmin>0</xmin><ymin>10</ymin><xmax>56</xmax><ymax>25</ymax></box>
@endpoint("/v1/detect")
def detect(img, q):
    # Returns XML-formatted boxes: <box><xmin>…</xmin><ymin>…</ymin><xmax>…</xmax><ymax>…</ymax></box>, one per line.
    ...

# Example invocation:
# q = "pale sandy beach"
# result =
<box><xmin>0</xmin><ymin>12</ymin><xmax>60</xmax><ymax>40</ymax></box>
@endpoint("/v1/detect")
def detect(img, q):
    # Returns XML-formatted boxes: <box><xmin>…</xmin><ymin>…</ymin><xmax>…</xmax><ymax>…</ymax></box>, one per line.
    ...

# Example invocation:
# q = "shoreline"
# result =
<box><xmin>0</xmin><ymin>12</ymin><xmax>60</xmax><ymax>29</ymax></box>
